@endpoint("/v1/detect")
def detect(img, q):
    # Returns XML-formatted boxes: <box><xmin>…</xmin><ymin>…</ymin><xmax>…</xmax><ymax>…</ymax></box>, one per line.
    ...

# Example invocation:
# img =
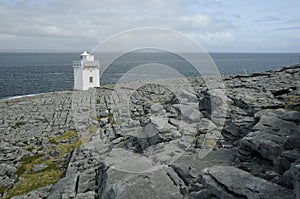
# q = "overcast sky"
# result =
<box><xmin>0</xmin><ymin>0</ymin><xmax>300</xmax><ymax>52</ymax></box>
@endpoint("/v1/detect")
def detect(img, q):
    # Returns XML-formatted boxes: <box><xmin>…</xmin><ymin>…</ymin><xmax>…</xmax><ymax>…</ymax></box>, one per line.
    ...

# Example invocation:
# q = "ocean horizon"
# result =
<box><xmin>0</xmin><ymin>52</ymin><xmax>299</xmax><ymax>99</ymax></box>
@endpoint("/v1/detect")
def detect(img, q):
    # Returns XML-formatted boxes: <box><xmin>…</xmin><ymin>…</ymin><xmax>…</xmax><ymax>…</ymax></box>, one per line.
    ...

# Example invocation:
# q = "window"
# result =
<box><xmin>89</xmin><ymin>76</ymin><xmax>93</xmax><ymax>83</ymax></box>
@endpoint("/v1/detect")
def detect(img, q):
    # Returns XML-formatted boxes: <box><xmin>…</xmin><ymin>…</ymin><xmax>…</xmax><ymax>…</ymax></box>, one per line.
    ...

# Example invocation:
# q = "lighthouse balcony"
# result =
<box><xmin>73</xmin><ymin>60</ymin><xmax>100</xmax><ymax>68</ymax></box>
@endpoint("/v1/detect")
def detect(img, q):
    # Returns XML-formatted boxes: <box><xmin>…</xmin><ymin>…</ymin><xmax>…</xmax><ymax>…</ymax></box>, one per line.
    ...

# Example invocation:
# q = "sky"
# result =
<box><xmin>0</xmin><ymin>0</ymin><xmax>300</xmax><ymax>52</ymax></box>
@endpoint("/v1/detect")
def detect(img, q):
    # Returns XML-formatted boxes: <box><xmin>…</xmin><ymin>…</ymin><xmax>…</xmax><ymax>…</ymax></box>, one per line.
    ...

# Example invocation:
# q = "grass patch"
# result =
<box><xmin>282</xmin><ymin>94</ymin><xmax>300</xmax><ymax>111</ymax></box>
<box><xmin>16</xmin><ymin>153</ymin><xmax>45</xmax><ymax>177</ymax></box>
<box><xmin>48</xmin><ymin>138</ymin><xmax>58</xmax><ymax>145</ymax></box>
<box><xmin>250</xmin><ymin>170</ymin><xmax>262</xmax><ymax>177</ymax></box>
<box><xmin>203</xmin><ymin>138</ymin><xmax>217</xmax><ymax>148</ymax></box>
<box><xmin>111</xmin><ymin>120</ymin><xmax>121</xmax><ymax>125</ymax></box>
<box><xmin>55</xmin><ymin>130</ymin><xmax>78</xmax><ymax>141</ymax></box>
<box><xmin>5</xmin><ymin>169</ymin><xmax>61</xmax><ymax>199</ymax></box>
<box><xmin>96</xmin><ymin>98</ymin><xmax>100</xmax><ymax>104</ymax></box>
<box><xmin>37</xmin><ymin>146</ymin><xmax>44</xmax><ymax>151</ymax></box>
<box><xmin>26</xmin><ymin>146</ymin><xmax>35</xmax><ymax>152</ymax></box>
<box><xmin>11</xmin><ymin>121</ymin><xmax>26</xmax><ymax>129</ymax></box>
<box><xmin>56</xmin><ymin>139</ymin><xmax>82</xmax><ymax>158</ymax></box>
<box><xmin>88</xmin><ymin>126</ymin><xmax>98</xmax><ymax>134</ymax></box>
<box><xmin>283</xmin><ymin>94</ymin><xmax>300</xmax><ymax>99</ymax></box>
<box><xmin>0</xmin><ymin>186</ymin><xmax>8</xmax><ymax>195</ymax></box>
<box><xmin>5</xmin><ymin>155</ymin><xmax>62</xmax><ymax>199</ymax></box>
<box><xmin>284</xmin><ymin>104</ymin><xmax>300</xmax><ymax>111</ymax></box>
<box><xmin>48</xmin><ymin>130</ymin><xmax>78</xmax><ymax>145</ymax></box>
<box><xmin>4</xmin><ymin>130</ymin><xmax>83</xmax><ymax>198</ymax></box>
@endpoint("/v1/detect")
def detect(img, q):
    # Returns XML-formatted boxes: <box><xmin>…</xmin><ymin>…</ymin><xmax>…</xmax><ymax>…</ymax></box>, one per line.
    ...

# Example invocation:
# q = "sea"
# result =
<box><xmin>0</xmin><ymin>52</ymin><xmax>299</xmax><ymax>99</ymax></box>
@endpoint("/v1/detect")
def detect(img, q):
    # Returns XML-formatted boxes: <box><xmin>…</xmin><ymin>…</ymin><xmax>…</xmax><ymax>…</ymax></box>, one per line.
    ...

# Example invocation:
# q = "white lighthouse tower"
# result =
<box><xmin>73</xmin><ymin>51</ymin><xmax>100</xmax><ymax>90</ymax></box>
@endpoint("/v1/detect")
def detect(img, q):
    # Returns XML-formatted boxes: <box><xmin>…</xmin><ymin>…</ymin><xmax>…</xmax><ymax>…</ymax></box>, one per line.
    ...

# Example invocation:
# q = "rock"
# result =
<box><xmin>99</xmin><ymin>167</ymin><xmax>183</xmax><ymax>199</ymax></box>
<box><xmin>150</xmin><ymin>103</ymin><xmax>164</xmax><ymax>113</ymax></box>
<box><xmin>74</xmin><ymin>191</ymin><xmax>97</xmax><ymax>199</ymax></box>
<box><xmin>238</xmin><ymin>109</ymin><xmax>300</xmax><ymax>161</ymax></box>
<box><xmin>252</xmin><ymin>109</ymin><xmax>297</xmax><ymax>136</ymax></box>
<box><xmin>295</xmin><ymin>164</ymin><xmax>300</xmax><ymax>199</ymax></box>
<box><xmin>284</xmin><ymin>136</ymin><xmax>300</xmax><ymax>150</ymax></box>
<box><xmin>179</xmin><ymin>90</ymin><xmax>198</xmax><ymax>102</ymax></box>
<box><xmin>77</xmin><ymin>168</ymin><xmax>98</xmax><ymax>193</ymax></box>
<box><xmin>281</xmin><ymin>111</ymin><xmax>300</xmax><ymax>121</ymax></box>
<box><xmin>189</xmin><ymin>189</ymin><xmax>214</xmax><ymax>199</ymax></box>
<box><xmin>278</xmin><ymin>165</ymin><xmax>295</xmax><ymax>188</ymax></box>
<box><xmin>240</xmin><ymin>131</ymin><xmax>285</xmax><ymax>161</ymax></box>
<box><xmin>198</xmin><ymin>118</ymin><xmax>217</xmax><ymax>134</ymax></box>
<box><xmin>265</xmin><ymin>170</ymin><xmax>280</xmax><ymax>180</ymax></box>
<box><xmin>274</xmin><ymin>156</ymin><xmax>291</xmax><ymax>174</ymax></box>
<box><xmin>32</xmin><ymin>164</ymin><xmax>48</xmax><ymax>172</ymax></box>
<box><xmin>201</xmin><ymin>166</ymin><xmax>294</xmax><ymax>199</ymax></box>
<box><xmin>0</xmin><ymin>164</ymin><xmax>16</xmax><ymax>177</ymax></box>
<box><xmin>11</xmin><ymin>185</ymin><xmax>52</xmax><ymax>199</ymax></box>
<box><xmin>174</xmin><ymin>103</ymin><xmax>203</xmax><ymax>123</ymax></box>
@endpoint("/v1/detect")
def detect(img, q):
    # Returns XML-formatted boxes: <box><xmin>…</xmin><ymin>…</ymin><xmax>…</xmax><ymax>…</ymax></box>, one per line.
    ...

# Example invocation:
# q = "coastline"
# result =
<box><xmin>1</xmin><ymin>63</ymin><xmax>299</xmax><ymax>102</ymax></box>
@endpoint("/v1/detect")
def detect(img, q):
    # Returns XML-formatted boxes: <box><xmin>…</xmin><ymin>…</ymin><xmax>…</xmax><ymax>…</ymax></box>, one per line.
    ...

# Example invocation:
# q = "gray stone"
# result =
<box><xmin>99</xmin><ymin>167</ymin><xmax>183</xmax><ymax>199</ymax></box>
<box><xmin>0</xmin><ymin>164</ymin><xmax>16</xmax><ymax>177</ymax></box>
<box><xmin>202</xmin><ymin>166</ymin><xmax>294</xmax><ymax>199</ymax></box>
<box><xmin>174</xmin><ymin>103</ymin><xmax>203</xmax><ymax>123</ymax></box>
<box><xmin>189</xmin><ymin>189</ymin><xmax>214</xmax><ymax>199</ymax></box>
<box><xmin>150</xmin><ymin>103</ymin><xmax>164</xmax><ymax>113</ymax></box>
<box><xmin>295</xmin><ymin>164</ymin><xmax>300</xmax><ymax>199</ymax></box>
<box><xmin>281</xmin><ymin>111</ymin><xmax>300</xmax><ymax>121</ymax></box>
<box><xmin>74</xmin><ymin>191</ymin><xmax>97</xmax><ymax>199</ymax></box>
<box><xmin>32</xmin><ymin>164</ymin><xmax>48</xmax><ymax>172</ymax></box>
<box><xmin>11</xmin><ymin>185</ymin><xmax>52</xmax><ymax>199</ymax></box>
<box><xmin>77</xmin><ymin>168</ymin><xmax>97</xmax><ymax>193</ymax></box>
<box><xmin>238</xmin><ymin>109</ymin><xmax>300</xmax><ymax>162</ymax></box>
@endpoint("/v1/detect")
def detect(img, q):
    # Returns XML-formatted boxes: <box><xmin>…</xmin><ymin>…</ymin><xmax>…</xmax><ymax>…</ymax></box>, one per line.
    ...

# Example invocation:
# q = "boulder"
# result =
<box><xmin>295</xmin><ymin>164</ymin><xmax>300</xmax><ymax>199</ymax></box>
<box><xmin>201</xmin><ymin>166</ymin><xmax>294</xmax><ymax>199</ymax></box>
<box><xmin>98</xmin><ymin>167</ymin><xmax>183</xmax><ymax>199</ymax></box>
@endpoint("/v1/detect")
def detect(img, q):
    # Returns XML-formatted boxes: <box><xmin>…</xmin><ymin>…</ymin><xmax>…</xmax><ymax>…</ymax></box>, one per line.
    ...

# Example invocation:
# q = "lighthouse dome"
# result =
<box><xmin>81</xmin><ymin>51</ymin><xmax>90</xmax><ymax>56</ymax></box>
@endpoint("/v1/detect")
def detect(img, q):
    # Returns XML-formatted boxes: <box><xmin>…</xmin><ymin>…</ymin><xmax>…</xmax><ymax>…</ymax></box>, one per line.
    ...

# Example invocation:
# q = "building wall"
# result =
<box><xmin>73</xmin><ymin>67</ymin><xmax>83</xmax><ymax>90</ymax></box>
<box><xmin>81</xmin><ymin>67</ymin><xmax>100</xmax><ymax>90</ymax></box>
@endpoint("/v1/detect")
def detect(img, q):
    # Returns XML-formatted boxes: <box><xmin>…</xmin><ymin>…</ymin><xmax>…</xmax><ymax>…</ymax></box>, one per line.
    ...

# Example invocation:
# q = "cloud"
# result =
<box><xmin>0</xmin><ymin>0</ymin><xmax>235</xmax><ymax>50</ymax></box>
<box><xmin>285</xmin><ymin>19</ymin><xmax>300</xmax><ymax>24</ymax></box>
<box><xmin>1</xmin><ymin>0</ymin><xmax>300</xmax><ymax>52</ymax></box>
<box><xmin>274</xmin><ymin>26</ymin><xmax>300</xmax><ymax>31</ymax></box>
<box><xmin>254</xmin><ymin>16</ymin><xmax>282</xmax><ymax>23</ymax></box>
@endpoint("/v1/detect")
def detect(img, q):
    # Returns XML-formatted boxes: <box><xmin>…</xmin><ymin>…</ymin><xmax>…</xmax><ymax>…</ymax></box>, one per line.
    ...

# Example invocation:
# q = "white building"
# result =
<box><xmin>73</xmin><ymin>51</ymin><xmax>100</xmax><ymax>90</ymax></box>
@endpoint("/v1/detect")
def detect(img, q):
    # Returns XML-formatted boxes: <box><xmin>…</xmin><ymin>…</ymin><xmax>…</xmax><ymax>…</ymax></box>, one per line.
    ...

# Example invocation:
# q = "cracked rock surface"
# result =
<box><xmin>0</xmin><ymin>65</ymin><xmax>300</xmax><ymax>198</ymax></box>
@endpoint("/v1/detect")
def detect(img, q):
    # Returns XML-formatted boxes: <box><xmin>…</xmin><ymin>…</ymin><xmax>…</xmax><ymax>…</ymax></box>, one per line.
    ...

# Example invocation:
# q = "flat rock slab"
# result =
<box><xmin>202</xmin><ymin>166</ymin><xmax>294</xmax><ymax>199</ymax></box>
<box><xmin>100</xmin><ymin>167</ymin><xmax>183</xmax><ymax>199</ymax></box>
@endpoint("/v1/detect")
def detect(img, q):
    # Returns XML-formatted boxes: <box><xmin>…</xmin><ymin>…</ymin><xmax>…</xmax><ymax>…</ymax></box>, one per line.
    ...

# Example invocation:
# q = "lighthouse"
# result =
<box><xmin>73</xmin><ymin>51</ymin><xmax>100</xmax><ymax>90</ymax></box>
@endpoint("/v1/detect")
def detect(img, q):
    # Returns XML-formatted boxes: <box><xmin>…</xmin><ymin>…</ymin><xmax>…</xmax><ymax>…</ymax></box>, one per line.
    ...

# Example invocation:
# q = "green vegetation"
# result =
<box><xmin>48</xmin><ymin>130</ymin><xmax>82</xmax><ymax>158</ymax></box>
<box><xmin>5</xmin><ymin>163</ymin><xmax>61</xmax><ymax>198</ymax></box>
<box><xmin>96</xmin><ymin>98</ymin><xmax>101</xmax><ymax>104</ymax></box>
<box><xmin>37</xmin><ymin>146</ymin><xmax>44</xmax><ymax>151</ymax></box>
<box><xmin>11</xmin><ymin>121</ymin><xmax>26</xmax><ymax>129</ymax></box>
<box><xmin>4</xmin><ymin>130</ymin><xmax>83</xmax><ymax>198</ymax></box>
<box><xmin>26</xmin><ymin>146</ymin><xmax>35</xmax><ymax>152</ymax></box>
<box><xmin>16</xmin><ymin>153</ymin><xmax>45</xmax><ymax>177</ymax></box>
<box><xmin>250</xmin><ymin>170</ymin><xmax>262</xmax><ymax>177</ymax></box>
<box><xmin>56</xmin><ymin>139</ymin><xmax>82</xmax><ymax>158</ymax></box>
<box><xmin>4</xmin><ymin>152</ymin><xmax>62</xmax><ymax>199</ymax></box>
<box><xmin>203</xmin><ymin>138</ymin><xmax>217</xmax><ymax>148</ymax></box>
<box><xmin>88</xmin><ymin>126</ymin><xmax>98</xmax><ymax>134</ymax></box>
<box><xmin>282</xmin><ymin>95</ymin><xmax>300</xmax><ymax>111</ymax></box>
<box><xmin>0</xmin><ymin>186</ymin><xmax>8</xmax><ymax>196</ymax></box>
<box><xmin>48</xmin><ymin>130</ymin><xmax>78</xmax><ymax>144</ymax></box>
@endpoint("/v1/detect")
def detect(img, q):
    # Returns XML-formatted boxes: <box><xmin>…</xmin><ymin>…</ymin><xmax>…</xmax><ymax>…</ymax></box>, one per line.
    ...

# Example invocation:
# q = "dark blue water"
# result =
<box><xmin>0</xmin><ymin>52</ymin><xmax>299</xmax><ymax>99</ymax></box>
